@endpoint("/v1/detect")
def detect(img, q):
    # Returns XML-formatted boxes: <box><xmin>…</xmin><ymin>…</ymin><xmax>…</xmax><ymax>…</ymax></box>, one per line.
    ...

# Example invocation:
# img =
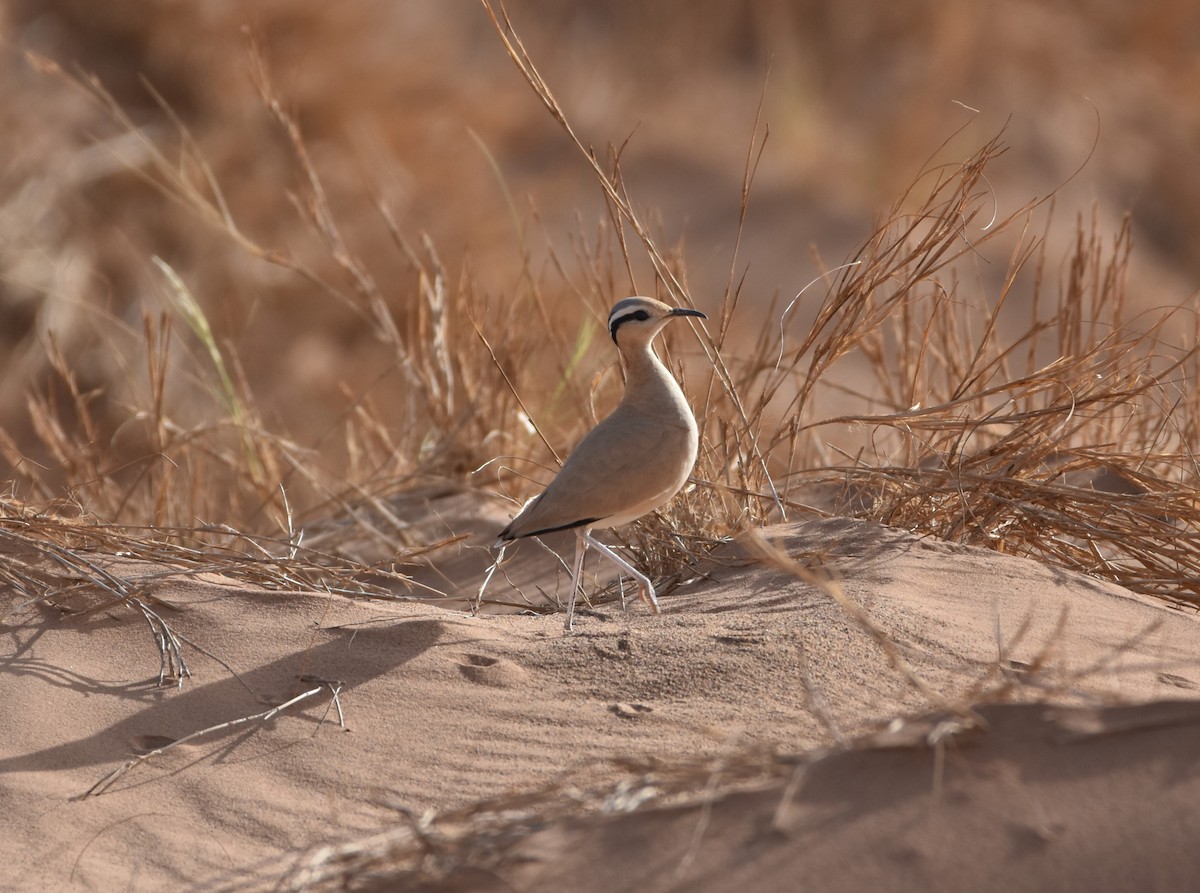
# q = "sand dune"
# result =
<box><xmin>3</xmin><ymin>510</ymin><xmax>1198</xmax><ymax>891</ymax></box>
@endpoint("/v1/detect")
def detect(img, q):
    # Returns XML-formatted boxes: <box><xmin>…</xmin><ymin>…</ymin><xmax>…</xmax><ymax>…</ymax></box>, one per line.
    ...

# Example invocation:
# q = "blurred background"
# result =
<box><xmin>2</xmin><ymin>0</ymin><xmax>1198</xmax><ymax>510</ymax></box>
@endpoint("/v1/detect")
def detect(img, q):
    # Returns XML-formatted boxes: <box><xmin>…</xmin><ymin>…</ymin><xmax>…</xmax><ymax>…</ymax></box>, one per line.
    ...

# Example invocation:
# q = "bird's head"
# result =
<box><xmin>607</xmin><ymin>297</ymin><xmax>706</xmax><ymax>348</ymax></box>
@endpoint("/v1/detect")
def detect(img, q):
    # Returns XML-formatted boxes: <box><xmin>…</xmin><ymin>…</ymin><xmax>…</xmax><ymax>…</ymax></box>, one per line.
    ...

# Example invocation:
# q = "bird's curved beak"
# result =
<box><xmin>669</xmin><ymin>307</ymin><xmax>707</xmax><ymax>320</ymax></box>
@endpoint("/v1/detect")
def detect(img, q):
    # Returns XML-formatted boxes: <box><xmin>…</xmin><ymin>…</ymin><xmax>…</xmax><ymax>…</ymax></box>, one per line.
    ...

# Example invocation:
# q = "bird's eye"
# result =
<box><xmin>609</xmin><ymin>308</ymin><xmax>652</xmax><ymax>341</ymax></box>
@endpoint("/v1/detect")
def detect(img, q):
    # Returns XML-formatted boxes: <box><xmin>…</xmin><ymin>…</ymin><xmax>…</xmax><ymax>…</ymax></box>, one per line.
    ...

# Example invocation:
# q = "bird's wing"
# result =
<box><xmin>501</xmin><ymin>410</ymin><xmax>692</xmax><ymax>538</ymax></box>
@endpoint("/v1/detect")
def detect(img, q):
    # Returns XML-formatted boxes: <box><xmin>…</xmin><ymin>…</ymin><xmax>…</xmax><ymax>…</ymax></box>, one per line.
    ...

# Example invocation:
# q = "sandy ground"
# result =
<box><xmin>3</xmin><ymin>504</ymin><xmax>1200</xmax><ymax>891</ymax></box>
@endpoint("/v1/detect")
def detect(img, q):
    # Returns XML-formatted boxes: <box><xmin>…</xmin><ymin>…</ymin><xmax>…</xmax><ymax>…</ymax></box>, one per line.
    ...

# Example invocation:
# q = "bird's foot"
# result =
<box><xmin>640</xmin><ymin>582</ymin><xmax>661</xmax><ymax>615</ymax></box>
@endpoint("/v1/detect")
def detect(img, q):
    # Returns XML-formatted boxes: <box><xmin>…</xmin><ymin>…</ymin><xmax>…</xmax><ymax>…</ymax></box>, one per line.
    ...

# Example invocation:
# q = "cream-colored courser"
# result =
<box><xmin>497</xmin><ymin>296</ymin><xmax>705</xmax><ymax>631</ymax></box>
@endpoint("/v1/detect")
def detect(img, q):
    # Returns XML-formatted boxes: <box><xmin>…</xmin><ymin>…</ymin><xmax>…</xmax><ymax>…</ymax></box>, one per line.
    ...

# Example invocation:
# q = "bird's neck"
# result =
<box><xmin>619</xmin><ymin>340</ymin><xmax>688</xmax><ymax>414</ymax></box>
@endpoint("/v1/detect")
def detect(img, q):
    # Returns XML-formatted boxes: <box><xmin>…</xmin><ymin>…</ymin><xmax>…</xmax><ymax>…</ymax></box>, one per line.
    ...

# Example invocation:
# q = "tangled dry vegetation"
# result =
<box><xmin>1</xmin><ymin>5</ymin><xmax>1198</xmax><ymax>657</ymax></box>
<box><xmin>1</xmin><ymin>6</ymin><xmax>1199</xmax><ymax>891</ymax></box>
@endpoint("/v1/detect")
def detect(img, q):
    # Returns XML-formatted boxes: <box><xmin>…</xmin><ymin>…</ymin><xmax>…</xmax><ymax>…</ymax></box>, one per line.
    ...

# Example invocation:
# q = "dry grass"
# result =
<box><xmin>1</xmin><ymin>4</ymin><xmax>1198</xmax><ymax>632</ymax></box>
<box><xmin>2</xmin><ymin>6</ymin><xmax>1199</xmax><ymax>889</ymax></box>
<box><xmin>802</xmin><ymin>207</ymin><xmax>1200</xmax><ymax>604</ymax></box>
<box><xmin>482</xmin><ymin>2</ymin><xmax>1200</xmax><ymax>614</ymax></box>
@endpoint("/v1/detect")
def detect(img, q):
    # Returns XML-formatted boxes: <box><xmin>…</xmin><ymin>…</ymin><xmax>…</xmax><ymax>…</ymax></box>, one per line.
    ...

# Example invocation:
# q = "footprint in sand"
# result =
<box><xmin>1158</xmin><ymin>673</ymin><xmax>1197</xmax><ymax>690</ymax></box>
<box><xmin>610</xmin><ymin>702</ymin><xmax>653</xmax><ymax>720</ymax></box>
<box><xmin>457</xmin><ymin>653</ymin><xmax>529</xmax><ymax>688</ymax></box>
<box><xmin>129</xmin><ymin>734</ymin><xmax>179</xmax><ymax>754</ymax></box>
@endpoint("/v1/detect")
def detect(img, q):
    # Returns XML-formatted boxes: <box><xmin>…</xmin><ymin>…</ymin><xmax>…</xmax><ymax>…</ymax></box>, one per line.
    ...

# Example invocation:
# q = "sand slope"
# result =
<box><xmin>498</xmin><ymin>701</ymin><xmax>1200</xmax><ymax>893</ymax></box>
<box><xmin>2</xmin><ymin>514</ymin><xmax>1198</xmax><ymax>891</ymax></box>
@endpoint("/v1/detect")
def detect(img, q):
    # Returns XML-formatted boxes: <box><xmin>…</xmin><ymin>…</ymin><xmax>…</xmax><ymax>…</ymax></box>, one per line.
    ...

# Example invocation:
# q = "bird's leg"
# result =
<box><xmin>475</xmin><ymin>542</ymin><xmax>509</xmax><ymax>616</ymax></box>
<box><xmin>565</xmin><ymin>530</ymin><xmax>589</xmax><ymax>632</ymax></box>
<box><xmin>582</xmin><ymin>531</ymin><xmax>660</xmax><ymax>615</ymax></box>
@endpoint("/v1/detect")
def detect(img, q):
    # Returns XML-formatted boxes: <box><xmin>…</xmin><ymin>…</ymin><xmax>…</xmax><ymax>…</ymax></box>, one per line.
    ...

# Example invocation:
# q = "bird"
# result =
<box><xmin>493</xmin><ymin>296</ymin><xmax>706</xmax><ymax>631</ymax></box>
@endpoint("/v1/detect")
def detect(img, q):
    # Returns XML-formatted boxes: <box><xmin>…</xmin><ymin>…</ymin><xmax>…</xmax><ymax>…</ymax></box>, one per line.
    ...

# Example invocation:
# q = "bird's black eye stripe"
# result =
<box><xmin>609</xmin><ymin>309</ymin><xmax>651</xmax><ymax>341</ymax></box>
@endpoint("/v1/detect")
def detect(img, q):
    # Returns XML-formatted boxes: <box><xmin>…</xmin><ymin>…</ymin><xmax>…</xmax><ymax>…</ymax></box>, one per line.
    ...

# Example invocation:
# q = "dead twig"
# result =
<box><xmin>82</xmin><ymin>679</ymin><xmax>345</xmax><ymax>798</ymax></box>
